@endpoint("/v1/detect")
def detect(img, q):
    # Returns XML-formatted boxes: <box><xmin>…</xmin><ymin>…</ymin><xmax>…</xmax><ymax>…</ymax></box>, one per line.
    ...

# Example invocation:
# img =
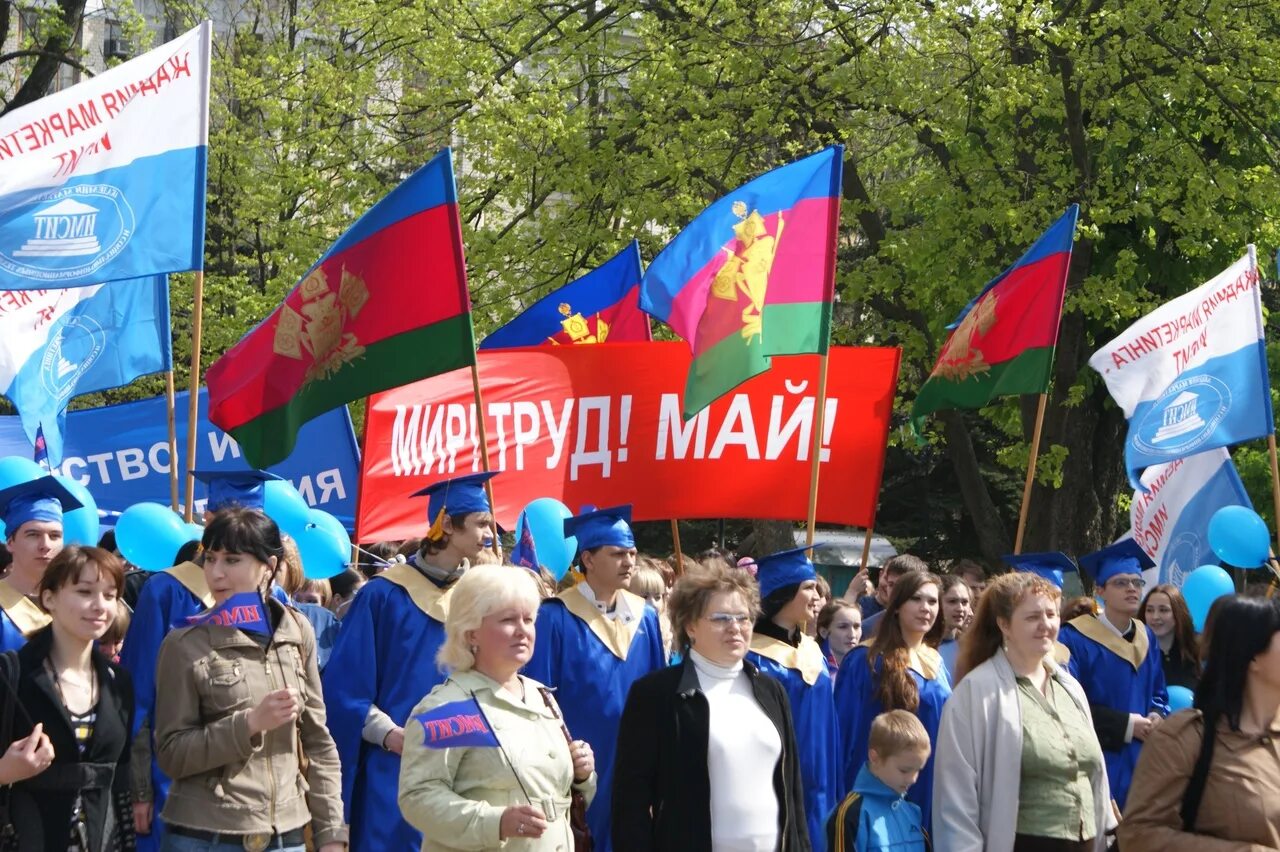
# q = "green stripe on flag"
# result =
<box><xmin>911</xmin><ymin>345</ymin><xmax>1055</xmax><ymax>430</ymax></box>
<box><xmin>229</xmin><ymin>313</ymin><xmax>476</xmax><ymax>467</ymax></box>
<box><xmin>684</xmin><ymin>330</ymin><xmax>770</xmax><ymax>419</ymax></box>
<box><xmin>762</xmin><ymin>301</ymin><xmax>832</xmax><ymax>356</ymax></box>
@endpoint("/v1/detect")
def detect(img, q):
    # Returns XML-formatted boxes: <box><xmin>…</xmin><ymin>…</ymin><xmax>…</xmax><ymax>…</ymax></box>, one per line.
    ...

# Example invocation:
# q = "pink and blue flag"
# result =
<box><xmin>412</xmin><ymin>697</ymin><xmax>501</xmax><ymax>749</ymax></box>
<box><xmin>0</xmin><ymin>23</ymin><xmax>210</xmax><ymax>289</ymax></box>
<box><xmin>480</xmin><ymin>241</ymin><xmax>650</xmax><ymax>349</ymax></box>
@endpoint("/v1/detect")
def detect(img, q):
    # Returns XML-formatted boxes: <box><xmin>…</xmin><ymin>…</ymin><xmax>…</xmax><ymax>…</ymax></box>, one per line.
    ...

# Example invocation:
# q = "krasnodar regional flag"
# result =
<box><xmin>1130</xmin><ymin>448</ymin><xmax>1253</xmax><ymax>588</ymax></box>
<box><xmin>0</xmin><ymin>277</ymin><xmax>173</xmax><ymax>466</ymax></box>
<box><xmin>0</xmin><ymin>23</ymin><xmax>210</xmax><ymax>290</ymax></box>
<box><xmin>1089</xmin><ymin>247</ymin><xmax>1272</xmax><ymax>489</ymax></box>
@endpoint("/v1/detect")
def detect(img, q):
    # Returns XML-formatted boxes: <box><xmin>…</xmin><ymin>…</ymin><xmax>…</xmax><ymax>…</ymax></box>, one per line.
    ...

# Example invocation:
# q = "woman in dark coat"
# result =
<box><xmin>2</xmin><ymin>546</ymin><xmax>134</xmax><ymax>852</ymax></box>
<box><xmin>612</xmin><ymin>561</ymin><xmax>810</xmax><ymax>852</ymax></box>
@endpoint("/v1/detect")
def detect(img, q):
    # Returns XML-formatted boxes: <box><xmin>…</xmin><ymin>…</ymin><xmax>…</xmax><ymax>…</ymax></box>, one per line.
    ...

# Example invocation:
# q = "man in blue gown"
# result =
<box><xmin>0</xmin><ymin>476</ymin><xmax>79</xmax><ymax>650</ymax></box>
<box><xmin>1058</xmin><ymin>538</ymin><xmax>1169</xmax><ymax>810</ymax></box>
<box><xmin>121</xmin><ymin>470</ymin><xmax>276</xmax><ymax>849</ymax></box>
<box><xmin>323</xmin><ymin>472</ymin><xmax>497</xmax><ymax>851</ymax></box>
<box><xmin>746</xmin><ymin>546</ymin><xmax>841</xmax><ymax>852</ymax></box>
<box><xmin>524</xmin><ymin>505</ymin><xmax>666</xmax><ymax>852</ymax></box>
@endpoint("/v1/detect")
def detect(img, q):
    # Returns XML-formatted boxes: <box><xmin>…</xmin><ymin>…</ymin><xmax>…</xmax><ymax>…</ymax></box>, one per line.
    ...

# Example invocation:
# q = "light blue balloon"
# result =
<box><xmin>1183</xmin><ymin>564</ymin><xmax>1236</xmax><ymax>632</ymax></box>
<box><xmin>183</xmin><ymin>522</ymin><xmax>204</xmax><ymax>544</ymax></box>
<box><xmin>1208</xmin><ymin>505</ymin><xmax>1270</xmax><ymax>569</ymax></box>
<box><xmin>521</xmin><ymin>497</ymin><xmax>576</xmax><ymax>580</ymax></box>
<box><xmin>1167</xmin><ymin>685</ymin><xmax>1195</xmax><ymax>712</ymax></box>
<box><xmin>0</xmin><ymin>456</ymin><xmax>43</xmax><ymax>492</ymax></box>
<box><xmin>55</xmin><ymin>475</ymin><xmax>99</xmax><ymax>546</ymax></box>
<box><xmin>116</xmin><ymin>503</ymin><xmax>190</xmax><ymax>571</ymax></box>
<box><xmin>298</xmin><ymin>510</ymin><xmax>350</xmax><ymax>579</ymax></box>
<box><xmin>263</xmin><ymin>480</ymin><xmax>310</xmax><ymax>537</ymax></box>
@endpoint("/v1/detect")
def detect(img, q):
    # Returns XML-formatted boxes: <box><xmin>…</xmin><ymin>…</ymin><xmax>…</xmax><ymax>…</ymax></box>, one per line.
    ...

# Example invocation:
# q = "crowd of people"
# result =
<box><xmin>0</xmin><ymin>468</ymin><xmax>1276</xmax><ymax>851</ymax></box>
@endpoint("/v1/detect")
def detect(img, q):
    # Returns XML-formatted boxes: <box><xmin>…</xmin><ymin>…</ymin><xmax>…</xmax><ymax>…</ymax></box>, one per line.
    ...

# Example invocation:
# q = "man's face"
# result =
<box><xmin>876</xmin><ymin>569</ymin><xmax>900</xmax><ymax>606</ymax></box>
<box><xmin>582</xmin><ymin>545</ymin><xmax>638</xmax><ymax>596</ymax></box>
<box><xmin>7</xmin><ymin>520</ymin><xmax>63</xmax><ymax>573</ymax></box>
<box><xmin>961</xmin><ymin>570</ymin><xmax>986</xmax><ymax>599</ymax></box>
<box><xmin>1101</xmin><ymin>573</ymin><xmax>1144</xmax><ymax>619</ymax></box>
<box><xmin>444</xmin><ymin>513</ymin><xmax>495</xmax><ymax>560</ymax></box>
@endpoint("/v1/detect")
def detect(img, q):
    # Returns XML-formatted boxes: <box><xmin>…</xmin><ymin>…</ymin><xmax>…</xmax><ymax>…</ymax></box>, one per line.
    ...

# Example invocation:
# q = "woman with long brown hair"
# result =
<box><xmin>933</xmin><ymin>572</ymin><xmax>1113</xmax><ymax>851</ymax></box>
<box><xmin>1139</xmin><ymin>584</ymin><xmax>1200</xmax><ymax>690</ymax></box>
<box><xmin>833</xmin><ymin>569</ymin><xmax>948</xmax><ymax>832</ymax></box>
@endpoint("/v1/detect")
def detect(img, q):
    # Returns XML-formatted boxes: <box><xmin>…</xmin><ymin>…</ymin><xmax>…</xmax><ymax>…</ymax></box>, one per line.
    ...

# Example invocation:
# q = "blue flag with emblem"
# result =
<box><xmin>412</xmin><ymin>696</ymin><xmax>501</xmax><ymax>749</ymax></box>
<box><xmin>180</xmin><ymin>591</ymin><xmax>270</xmax><ymax>633</ymax></box>
<box><xmin>0</xmin><ymin>276</ymin><xmax>172</xmax><ymax>467</ymax></box>
<box><xmin>510</xmin><ymin>514</ymin><xmax>539</xmax><ymax>572</ymax></box>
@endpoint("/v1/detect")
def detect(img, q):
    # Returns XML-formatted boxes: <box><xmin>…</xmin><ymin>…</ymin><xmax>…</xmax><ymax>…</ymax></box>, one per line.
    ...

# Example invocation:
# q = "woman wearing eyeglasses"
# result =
<box><xmin>612</xmin><ymin>562</ymin><xmax>810</xmax><ymax>852</ymax></box>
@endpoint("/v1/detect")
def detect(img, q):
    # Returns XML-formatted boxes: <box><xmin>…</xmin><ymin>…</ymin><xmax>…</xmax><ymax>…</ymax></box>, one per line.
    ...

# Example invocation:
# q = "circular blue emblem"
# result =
<box><xmin>0</xmin><ymin>184</ymin><xmax>135</xmax><ymax>283</ymax></box>
<box><xmin>1131</xmin><ymin>374</ymin><xmax>1232</xmax><ymax>457</ymax></box>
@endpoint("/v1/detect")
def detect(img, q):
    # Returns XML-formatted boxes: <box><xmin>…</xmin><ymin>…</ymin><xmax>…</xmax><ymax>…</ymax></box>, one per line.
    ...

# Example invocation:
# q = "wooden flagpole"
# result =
<box><xmin>1267</xmin><ymin>434</ymin><xmax>1280</xmax><ymax>561</ymax></box>
<box><xmin>805</xmin><ymin>353</ymin><xmax>832</xmax><ymax>549</ymax></box>
<box><xmin>469</xmin><ymin>361</ymin><xmax>500</xmax><ymax>556</ymax></box>
<box><xmin>183</xmin><ymin>271</ymin><xmax>205</xmax><ymax>522</ymax></box>
<box><xmin>859</xmin><ymin>527</ymin><xmax>874</xmax><ymax>572</ymax></box>
<box><xmin>1013</xmin><ymin>392</ymin><xmax>1049</xmax><ymax>555</ymax></box>
<box><xmin>671</xmin><ymin>520</ymin><xmax>685</xmax><ymax>575</ymax></box>
<box><xmin>165</xmin><ymin>371</ymin><xmax>180</xmax><ymax>512</ymax></box>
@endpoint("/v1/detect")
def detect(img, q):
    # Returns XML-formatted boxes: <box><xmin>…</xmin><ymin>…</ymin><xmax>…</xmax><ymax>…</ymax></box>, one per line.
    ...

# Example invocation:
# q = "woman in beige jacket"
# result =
<box><xmin>154</xmin><ymin>508</ymin><xmax>347</xmax><ymax>852</ymax></box>
<box><xmin>399</xmin><ymin>565</ymin><xmax>596</xmax><ymax>851</ymax></box>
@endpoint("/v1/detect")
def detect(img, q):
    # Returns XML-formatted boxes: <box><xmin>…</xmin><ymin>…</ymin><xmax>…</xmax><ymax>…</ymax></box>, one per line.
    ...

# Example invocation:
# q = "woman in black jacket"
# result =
<box><xmin>613</xmin><ymin>562</ymin><xmax>810</xmax><ymax>852</ymax></box>
<box><xmin>2</xmin><ymin>546</ymin><xmax>134</xmax><ymax>852</ymax></box>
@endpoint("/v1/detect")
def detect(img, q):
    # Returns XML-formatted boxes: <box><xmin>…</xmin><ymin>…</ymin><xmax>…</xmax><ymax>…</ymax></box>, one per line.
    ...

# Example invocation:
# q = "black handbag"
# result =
<box><xmin>0</xmin><ymin>650</ymin><xmax>22</xmax><ymax>852</ymax></box>
<box><xmin>537</xmin><ymin>687</ymin><xmax>592</xmax><ymax>852</ymax></box>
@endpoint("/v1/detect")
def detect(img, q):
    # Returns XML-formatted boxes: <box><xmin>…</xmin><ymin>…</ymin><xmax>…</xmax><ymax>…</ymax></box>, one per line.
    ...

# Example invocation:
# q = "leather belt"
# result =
<box><xmin>167</xmin><ymin>824</ymin><xmax>306</xmax><ymax>850</ymax></box>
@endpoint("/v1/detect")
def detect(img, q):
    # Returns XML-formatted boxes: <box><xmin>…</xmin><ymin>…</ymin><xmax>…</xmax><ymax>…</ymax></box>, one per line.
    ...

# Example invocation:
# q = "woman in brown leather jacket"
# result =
<box><xmin>153</xmin><ymin>508</ymin><xmax>347</xmax><ymax>852</ymax></box>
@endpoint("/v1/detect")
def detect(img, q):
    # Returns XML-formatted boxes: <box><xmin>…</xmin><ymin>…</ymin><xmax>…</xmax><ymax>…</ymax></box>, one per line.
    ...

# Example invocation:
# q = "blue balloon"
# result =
<box><xmin>521</xmin><ymin>497</ymin><xmax>576</xmax><ymax>580</ymax></box>
<box><xmin>183</xmin><ymin>522</ymin><xmax>204</xmax><ymax>544</ymax></box>
<box><xmin>1167</xmin><ymin>685</ymin><xmax>1195</xmax><ymax>712</ymax></box>
<box><xmin>1208</xmin><ymin>505</ymin><xmax>1270</xmax><ymax>568</ymax></box>
<box><xmin>1182</xmin><ymin>564</ymin><xmax>1236</xmax><ymax>631</ymax></box>
<box><xmin>263</xmin><ymin>480</ymin><xmax>310</xmax><ymax>537</ymax></box>
<box><xmin>55</xmin><ymin>475</ymin><xmax>99</xmax><ymax>546</ymax></box>
<box><xmin>297</xmin><ymin>510</ymin><xmax>351</xmax><ymax>579</ymax></box>
<box><xmin>0</xmin><ymin>456</ymin><xmax>43</xmax><ymax>492</ymax></box>
<box><xmin>116</xmin><ymin>503</ymin><xmax>190</xmax><ymax>571</ymax></box>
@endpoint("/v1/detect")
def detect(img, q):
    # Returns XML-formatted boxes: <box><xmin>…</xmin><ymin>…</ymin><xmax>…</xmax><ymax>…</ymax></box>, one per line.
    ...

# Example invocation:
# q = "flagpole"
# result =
<box><xmin>1267</xmin><ymin>434</ymin><xmax>1280</xmax><ymax>559</ymax></box>
<box><xmin>469</xmin><ymin>361</ymin><xmax>500</xmax><ymax>556</ymax></box>
<box><xmin>805</xmin><ymin>352</ymin><xmax>832</xmax><ymax>549</ymax></box>
<box><xmin>859</xmin><ymin>527</ymin><xmax>874</xmax><ymax>573</ymax></box>
<box><xmin>183</xmin><ymin>270</ymin><xmax>205</xmax><ymax>522</ymax></box>
<box><xmin>1013</xmin><ymin>392</ymin><xmax>1049</xmax><ymax>555</ymax></box>
<box><xmin>670</xmin><ymin>519</ymin><xmax>685</xmax><ymax>575</ymax></box>
<box><xmin>165</xmin><ymin>371</ymin><xmax>180</xmax><ymax>512</ymax></box>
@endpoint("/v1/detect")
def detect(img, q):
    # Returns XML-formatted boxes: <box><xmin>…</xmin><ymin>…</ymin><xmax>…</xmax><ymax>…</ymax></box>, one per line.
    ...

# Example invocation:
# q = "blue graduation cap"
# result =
<box><xmin>411</xmin><ymin>472</ymin><xmax>498</xmax><ymax>540</ymax></box>
<box><xmin>191</xmin><ymin>469</ymin><xmax>281</xmax><ymax>512</ymax></box>
<box><xmin>755</xmin><ymin>546</ymin><xmax>819</xmax><ymax>598</ymax></box>
<box><xmin>563</xmin><ymin>505</ymin><xmax>635</xmax><ymax>551</ymax></box>
<box><xmin>0</xmin><ymin>475</ymin><xmax>83</xmax><ymax>535</ymax></box>
<box><xmin>1004</xmin><ymin>551</ymin><xmax>1077</xmax><ymax>589</ymax></box>
<box><xmin>1078</xmin><ymin>539</ymin><xmax>1154</xmax><ymax>587</ymax></box>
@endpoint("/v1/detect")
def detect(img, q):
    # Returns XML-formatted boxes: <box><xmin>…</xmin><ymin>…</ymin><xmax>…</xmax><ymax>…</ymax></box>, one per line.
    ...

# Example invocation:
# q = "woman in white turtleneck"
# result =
<box><xmin>613</xmin><ymin>563</ymin><xmax>810</xmax><ymax>852</ymax></box>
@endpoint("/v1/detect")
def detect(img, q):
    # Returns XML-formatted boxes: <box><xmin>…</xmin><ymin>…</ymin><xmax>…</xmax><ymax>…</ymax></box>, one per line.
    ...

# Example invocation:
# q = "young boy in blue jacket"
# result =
<box><xmin>827</xmin><ymin>710</ymin><xmax>931</xmax><ymax>851</ymax></box>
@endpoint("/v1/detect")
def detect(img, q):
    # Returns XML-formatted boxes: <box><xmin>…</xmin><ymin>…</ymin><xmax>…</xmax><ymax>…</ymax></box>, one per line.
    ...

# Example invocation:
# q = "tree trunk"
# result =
<box><xmin>2</xmin><ymin>1</ymin><xmax>88</xmax><ymax>116</ymax></box>
<box><xmin>941</xmin><ymin>410</ymin><xmax>1012</xmax><ymax>564</ymax></box>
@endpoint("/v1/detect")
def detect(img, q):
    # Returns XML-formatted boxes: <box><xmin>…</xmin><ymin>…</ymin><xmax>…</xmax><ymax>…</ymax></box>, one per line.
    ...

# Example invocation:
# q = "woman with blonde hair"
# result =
<box><xmin>398</xmin><ymin>565</ymin><xmax>596</xmax><ymax>851</ymax></box>
<box><xmin>933</xmin><ymin>572</ymin><xmax>1113</xmax><ymax>851</ymax></box>
<box><xmin>629</xmin><ymin>564</ymin><xmax>673</xmax><ymax>657</ymax></box>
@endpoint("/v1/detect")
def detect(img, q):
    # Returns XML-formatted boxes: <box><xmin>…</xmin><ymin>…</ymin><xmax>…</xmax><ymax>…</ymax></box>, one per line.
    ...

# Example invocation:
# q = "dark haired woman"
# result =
<box><xmin>1139</xmin><ymin>584</ymin><xmax>1200</xmax><ymax>691</ymax></box>
<box><xmin>747</xmin><ymin>548</ymin><xmax>841</xmax><ymax>852</ymax></box>
<box><xmin>3</xmin><ymin>545</ymin><xmax>135</xmax><ymax>851</ymax></box>
<box><xmin>833</xmin><ymin>570</ymin><xmax>948</xmax><ymax>831</ymax></box>
<box><xmin>323</xmin><ymin>472</ymin><xmax>497</xmax><ymax>851</ymax></box>
<box><xmin>1120</xmin><ymin>595</ymin><xmax>1280</xmax><ymax>848</ymax></box>
<box><xmin>154</xmin><ymin>508</ymin><xmax>346</xmax><ymax>852</ymax></box>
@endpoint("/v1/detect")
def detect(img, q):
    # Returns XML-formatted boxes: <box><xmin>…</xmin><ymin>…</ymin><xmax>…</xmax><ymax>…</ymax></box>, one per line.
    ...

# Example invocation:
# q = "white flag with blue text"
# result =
<box><xmin>0</xmin><ymin>278</ymin><xmax>172</xmax><ymax>465</ymax></box>
<box><xmin>0</xmin><ymin>23</ymin><xmax>209</xmax><ymax>289</ymax></box>
<box><xmin>1130</xmin><ymin>448</ymin><xmax>1254</xmax><ymax>589</ymax></box>
<box><xmin>1089</xmin><ymin>248</ymin><xmax>1272</xmax><ymax>489</ymax></box>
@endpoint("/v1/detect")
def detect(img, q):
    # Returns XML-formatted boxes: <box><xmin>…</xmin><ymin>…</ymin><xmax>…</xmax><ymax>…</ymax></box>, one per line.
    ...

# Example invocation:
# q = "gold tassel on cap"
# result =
<box><xmin>426</xmin><ymin>506</ymin><xmax>448</xmax><ymax>541</ymax></box>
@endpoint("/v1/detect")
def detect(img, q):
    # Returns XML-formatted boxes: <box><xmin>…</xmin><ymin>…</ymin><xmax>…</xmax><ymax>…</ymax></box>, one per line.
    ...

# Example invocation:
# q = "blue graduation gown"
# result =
<box><xmin>0</xmin><ymin>608</ymin><xmax>25</xmax><ymax>652</ymax></box>
<box><xmin>833</xmin><ymin>644</ymin><xmax>951</xmax><ymax>833</ymax></box>
<box><xmin>322</xmin><ymin>568</ymin><xmax>451</xmax><ymax>851</ymax></box>
<box><xmin>1058</xmin><ymin>615</ymin><xmax>1169</xmax><ymax>810</ymax></box>
<box><xmin>748</xmin><ymin>634</ymin><xmax>842</xmax><ymax>852</ymax></box>
<box><xmin>118</xmin><ymin>567</ymin><xmax>211</xmax><ymax>852</ymax></box>
<box><xmin>523</xmin><ymin>588</ymin><xmax>665</xmax><ymax>852</ymax></box>
<box><xmin>0</xmin><ymin>578</ymin><xmax>48</xmax><ymax>653</ymax></box>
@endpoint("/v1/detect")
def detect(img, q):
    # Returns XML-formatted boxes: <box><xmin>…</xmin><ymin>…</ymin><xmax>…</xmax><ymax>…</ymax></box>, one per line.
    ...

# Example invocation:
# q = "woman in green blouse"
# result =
<box><xmin>933</xmin><ymin>571</ymin><xmax>1115</xmax><ymax>851</ymax></box>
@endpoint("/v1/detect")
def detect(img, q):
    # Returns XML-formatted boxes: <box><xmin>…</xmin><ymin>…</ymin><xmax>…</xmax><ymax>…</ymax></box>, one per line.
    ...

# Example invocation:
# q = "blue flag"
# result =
<box><xmin>511</xmin><ymin>515</ymin><xmax>539</xmax><ymax>572</ymax></box>
<box><xmin>412</xmin><ymin>697</ymin><xmax>501</xmax><ymax>749</ymax></box>
<box><xmin>0</xmin><ymin>276</ymin><xmax>172</xmax><ymax>467</ymax></box>
<box><xmin>180</xmin><ymin>592</ymin><xmax>270</xmax><ymax>633</ymax></box>
<box><xmin>479</xmin><ymin>241</ymin><xmax>650</xmax><ymax>349</ymax></box>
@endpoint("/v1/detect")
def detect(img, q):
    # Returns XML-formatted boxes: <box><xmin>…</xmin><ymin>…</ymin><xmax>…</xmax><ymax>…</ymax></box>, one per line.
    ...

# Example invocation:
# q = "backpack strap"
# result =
<box><xmin>1180</xmin><ymin>710</ymin><xmax>1217</xmax><ymax>832</ymax></box>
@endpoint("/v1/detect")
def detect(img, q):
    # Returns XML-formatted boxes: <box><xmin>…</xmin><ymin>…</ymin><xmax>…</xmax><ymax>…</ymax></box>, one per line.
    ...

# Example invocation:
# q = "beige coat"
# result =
<box><xmin>399</xmin><ymin>669</ymin><xmax>596</xmax><ymax>852</ymax></box>
<box><xmin>154</xmin><ymin>597</ymin><xmax>347</xmax><ymax>846</ymax></box>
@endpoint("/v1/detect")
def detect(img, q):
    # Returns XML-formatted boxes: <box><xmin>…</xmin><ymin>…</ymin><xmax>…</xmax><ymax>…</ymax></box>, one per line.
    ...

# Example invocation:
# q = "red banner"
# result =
<box><xmin>356</xmin><ymin>342</ymin><xmax>901</xmax><ymax>542</ymax></box>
